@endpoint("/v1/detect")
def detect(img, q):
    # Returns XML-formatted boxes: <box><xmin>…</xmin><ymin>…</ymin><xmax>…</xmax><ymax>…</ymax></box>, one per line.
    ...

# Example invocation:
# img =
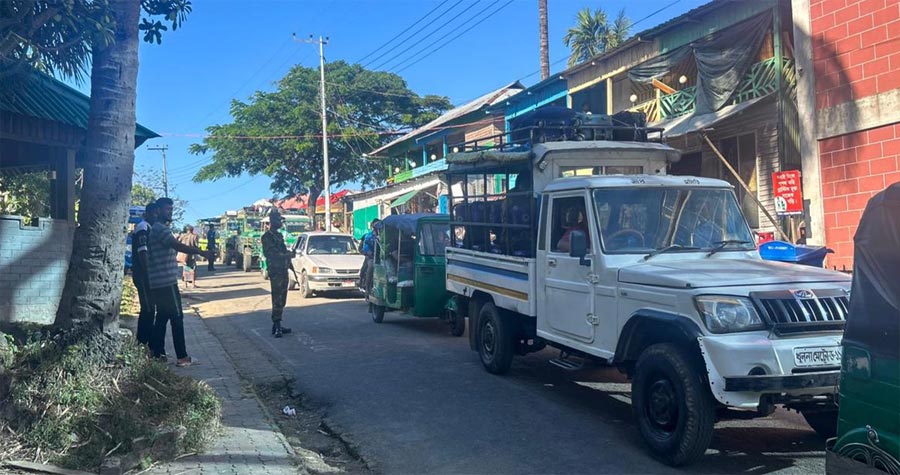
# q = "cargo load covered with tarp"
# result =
<box><xmin>846</xmin><ymin>182</ymin><xmax>900</xmax><ymax>359</ymax></box>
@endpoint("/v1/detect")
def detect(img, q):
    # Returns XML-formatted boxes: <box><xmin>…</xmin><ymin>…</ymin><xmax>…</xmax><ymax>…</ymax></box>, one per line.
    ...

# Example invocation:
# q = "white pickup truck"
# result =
<box><xmin>445</xmin><ymin>140</ymin><xmax>852</xmax><ymax>466</ymax></box>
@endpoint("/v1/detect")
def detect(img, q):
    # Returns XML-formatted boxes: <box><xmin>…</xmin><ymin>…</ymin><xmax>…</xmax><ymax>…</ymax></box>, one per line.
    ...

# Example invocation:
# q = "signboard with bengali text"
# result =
<box><xmin>772</xmin><ymin>170</ymin><xmax>803</xmax><ymax>216</ymax></box>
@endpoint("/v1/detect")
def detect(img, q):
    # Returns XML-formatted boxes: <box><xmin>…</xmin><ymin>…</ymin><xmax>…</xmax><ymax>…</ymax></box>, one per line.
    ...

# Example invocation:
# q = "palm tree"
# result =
<box><xmin>539</xmin><ymin>0</ymin><xmax>549</xmax><ymax>79</ymax></box>
<box><xmin>563</xmin><ymin>7</ymin><xmax>631</xmax><ymax>67</ymax></box>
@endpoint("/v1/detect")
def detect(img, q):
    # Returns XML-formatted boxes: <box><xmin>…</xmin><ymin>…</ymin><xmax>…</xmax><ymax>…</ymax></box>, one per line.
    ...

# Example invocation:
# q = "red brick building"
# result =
<box><xmin>797</xmin><ymin>0</ymin><xmax>900</xmax><ymax>269</ymax></box>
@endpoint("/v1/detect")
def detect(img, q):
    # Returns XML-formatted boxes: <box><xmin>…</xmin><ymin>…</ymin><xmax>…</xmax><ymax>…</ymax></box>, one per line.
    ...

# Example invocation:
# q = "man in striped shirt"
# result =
<box><xmin>148</xmin><ymin>197</ymin><xmax>210</xmax><ymax>367</ymax></box>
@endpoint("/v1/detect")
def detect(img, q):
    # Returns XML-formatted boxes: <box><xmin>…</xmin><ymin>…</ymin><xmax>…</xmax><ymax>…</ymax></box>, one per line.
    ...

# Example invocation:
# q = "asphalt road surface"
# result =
<box><xmin>187</xmin><ymin>268</ymin><xmax>828</xmax><ymax>474</ymax></box>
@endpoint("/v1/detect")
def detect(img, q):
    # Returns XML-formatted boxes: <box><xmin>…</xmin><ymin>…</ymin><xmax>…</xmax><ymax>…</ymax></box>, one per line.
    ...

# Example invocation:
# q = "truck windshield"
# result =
<box><xmin>285</xmin><ymin>223</ymin><xmax>308</xmax><ymax>233</ymax></box>
<box><xmin>592</xmin><ymin>187</ymin><xmax>755</xmax><ymax>254</ymax></box>
<box><xmin>245</xmin><ymin>219</ymin><xmax>261</xmax><ymax>231</ymax></box>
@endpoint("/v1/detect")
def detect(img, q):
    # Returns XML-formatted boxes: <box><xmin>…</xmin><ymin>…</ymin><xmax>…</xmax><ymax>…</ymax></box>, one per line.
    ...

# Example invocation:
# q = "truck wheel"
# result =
<box><xmin>632</xmin><ymin>343</ymin><xmax>715</xmax><ymax>467</ymax></box>
<box><xmin>242</xmin><ymin>249</ymin><xmax>252</xmax><ymax>272</ymax></box>
<box><xmin>372</xmin><ymin>305</ymin><xmax>385</xmax><ymax>323</ymax></box>
<box><xmin>801</xmin><ymin>410</ymin><xmax>838</xmax><ymax>439</ymax></box>
<box><xmin>299</xmin><ymin>272</ymin><xmax>313</xmax><ymax>298</ymax></box>
<box><xmin>449</xmin><ymin>309</ymin><xmax>466</xmax><ymax>337</ymax></box>
<box><xmin>477</xmin><ymin>302</ymin><xmax>514</xmax><ymax>374</ymax></box>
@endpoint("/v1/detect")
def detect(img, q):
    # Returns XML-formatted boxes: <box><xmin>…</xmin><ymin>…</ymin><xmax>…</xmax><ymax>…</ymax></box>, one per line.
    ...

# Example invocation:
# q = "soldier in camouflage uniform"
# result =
<box><xmin>261</xmin><ymin>211</ymin><xmax>294</xmax><ymax>338</ymax></box>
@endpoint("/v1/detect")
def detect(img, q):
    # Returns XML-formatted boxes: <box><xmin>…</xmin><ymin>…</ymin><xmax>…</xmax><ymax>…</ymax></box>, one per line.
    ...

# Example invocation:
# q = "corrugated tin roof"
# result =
<box><xmin>369</xmin><ymin>81</ymin><xmax>524</xmax><ymax>156</ymax></box>
<box><xmin>0</xmin><ymin>68</ymin><xmax>159</xmax><ymax>146</ymax></box>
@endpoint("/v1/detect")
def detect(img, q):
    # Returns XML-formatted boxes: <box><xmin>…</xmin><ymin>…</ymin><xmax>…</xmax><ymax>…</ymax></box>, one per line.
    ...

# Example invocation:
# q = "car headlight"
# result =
<box><xmin>694</xmin><ymin>296</ymin><xmax>765</xmax><ymax>333</ymax></box>
<box><xmin>312</xmin><ymin>266</ymin><xmax>332</xmax><ymax>274</ymax></box>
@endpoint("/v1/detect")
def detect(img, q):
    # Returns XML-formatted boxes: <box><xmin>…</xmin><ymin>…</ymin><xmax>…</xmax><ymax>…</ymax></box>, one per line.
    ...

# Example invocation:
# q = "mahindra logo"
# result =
<box><xmin>791</xmin><ymin>289</ymin><xmax>816</xmax><ymax>299</ymax></box>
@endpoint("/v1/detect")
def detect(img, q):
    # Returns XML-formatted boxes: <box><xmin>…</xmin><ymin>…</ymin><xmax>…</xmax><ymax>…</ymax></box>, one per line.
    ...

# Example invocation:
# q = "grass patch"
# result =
<box><xmin>0</xmin><ymin>326</ymin><xmax>221</xmax><ymax>471</ymax></box>
<box><xmin>120</xmin><ymin>276</ymin><xmax>140</xmax><ymax>319</ymax></box>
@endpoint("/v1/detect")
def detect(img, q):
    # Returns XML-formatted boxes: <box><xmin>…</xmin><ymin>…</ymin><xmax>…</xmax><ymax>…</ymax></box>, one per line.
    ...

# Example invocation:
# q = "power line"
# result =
<box><xmin>355</xmin><ymin>0</ymin><xmax>452</xmax><ymax>64</ymax></box>
<box><xmin>393</xmin><ymin>0</ymin><xmax>516</xmax><ymax>75</ymax></box>
<box><xmin>366</xmin><ymin>0</ymin><xmax>470</xmax><ymax>70</ymax></box>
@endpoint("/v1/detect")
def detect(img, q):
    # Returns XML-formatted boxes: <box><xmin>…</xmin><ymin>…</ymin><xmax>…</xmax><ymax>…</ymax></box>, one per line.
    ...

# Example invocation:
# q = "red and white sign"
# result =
<box><xmin>772</xmin><ymin>170</ymin><xmax>803</xmax><ymax>215</ymax></box>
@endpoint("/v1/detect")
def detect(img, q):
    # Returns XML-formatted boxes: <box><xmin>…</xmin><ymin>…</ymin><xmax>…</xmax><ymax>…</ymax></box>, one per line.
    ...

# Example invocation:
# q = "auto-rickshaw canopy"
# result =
<box><xmin>847</xmin><ymin>182</ymin><xmax>900</xmax><ymax>359</ymax></box>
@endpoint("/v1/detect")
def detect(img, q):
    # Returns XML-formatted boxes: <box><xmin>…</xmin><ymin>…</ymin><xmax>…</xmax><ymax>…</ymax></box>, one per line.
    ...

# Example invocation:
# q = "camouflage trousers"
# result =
<box><xmin>269</xmin><ymin>271</ymin><xmax>289</xmax><ymax>322</ymax></box>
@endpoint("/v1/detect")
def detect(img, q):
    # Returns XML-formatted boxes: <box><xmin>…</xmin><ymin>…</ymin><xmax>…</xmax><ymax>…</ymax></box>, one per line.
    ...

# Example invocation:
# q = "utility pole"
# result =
<box><xmin>147</xmin><ymin>145</ymin><xmax>169</xmax><ymax>197</ymax></box>
<box><xmin>294</xmin><ymin>33</ymin><xmax>332</xmax><ymax>232</ymax></box>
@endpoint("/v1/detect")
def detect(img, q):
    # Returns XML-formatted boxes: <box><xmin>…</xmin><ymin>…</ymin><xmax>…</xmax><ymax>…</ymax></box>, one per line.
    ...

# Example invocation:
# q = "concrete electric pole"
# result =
<box><xmin>147</xmin><ymin>145</ymin><xmax>169</xmax><ymax>197</ymax></box>
<box><xmin>294</xmin><ymin>33</ymin><xmax>332</xmax><ymax>232</ymax></box>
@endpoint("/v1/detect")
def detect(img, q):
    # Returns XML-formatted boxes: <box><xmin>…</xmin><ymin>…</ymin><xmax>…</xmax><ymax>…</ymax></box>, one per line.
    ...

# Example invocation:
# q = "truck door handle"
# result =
<box><xmin>547</xmin><ymin>258</ymin><xmax>557</xmax><ymax>268</ymax></box>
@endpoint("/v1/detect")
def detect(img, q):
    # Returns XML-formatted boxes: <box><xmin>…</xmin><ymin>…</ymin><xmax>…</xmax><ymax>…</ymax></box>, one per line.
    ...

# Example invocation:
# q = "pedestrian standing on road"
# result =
<box><xmin>148</xmin><ymin>197</ymin><xmax>210</xmax><ymax>366</ymax></box>
<box><xmin>261</xmin><ymin>211</ymin><xmax>294</xmax><ymax>338</ymax></box>
<box><xmin>133</xmin><ymin>202</ymin><xmax>158</xmax><ymax>346</ymax></box>
<box><xmin>359</xmin><ymin>218</ymin><xmax>380</xmax><ymax>293</ymax></box>
<box><xmin>178</xmin><ymin>225</ymin><xmax>199</xmax><ymax>288</ymax></box>
<box><xmin>207</xmin><ymin>225</ymin><xmax>217</xmax><ymax>271</ymax></box>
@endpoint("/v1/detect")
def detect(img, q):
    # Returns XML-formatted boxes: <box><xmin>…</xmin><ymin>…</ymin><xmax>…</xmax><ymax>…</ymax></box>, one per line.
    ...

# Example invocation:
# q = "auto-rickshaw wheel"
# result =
<box><xmin>372</xmin><ymin>305</ymin><xmax>385</xmax><ymax>323</ymax></box>
<box><xmin>448</xmin><ymin>309</ymin><xmax>465</xmax><ymax>337</ymax></box>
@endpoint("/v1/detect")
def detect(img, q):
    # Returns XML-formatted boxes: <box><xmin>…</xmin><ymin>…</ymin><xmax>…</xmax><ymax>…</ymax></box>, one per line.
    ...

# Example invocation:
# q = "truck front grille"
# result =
<box><xmin>751</xmin><ymin>289</ymin><xmax>848</xmax><ymax>333</ymax></box>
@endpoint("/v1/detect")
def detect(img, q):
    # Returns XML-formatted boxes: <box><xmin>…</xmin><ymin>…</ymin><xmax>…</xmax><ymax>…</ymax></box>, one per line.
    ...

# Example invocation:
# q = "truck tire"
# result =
<box><xmin>632</xmin><ymin>343</ymin><xmax>715</xmax><ymax>467</ymax></box>
<box><xmin>801</xmin><ymin>410</ymin><xmax>838</xmax><ymax>439</ymax></box>
<box><xmin>477</xmin><ymin>302</ymin><xmax>514</xmax><ymax>374</ymax></box>
<box><xmin>242</xmin><ymin>249</ymin><xmax>252</xmax><ymax>272</ymax></box>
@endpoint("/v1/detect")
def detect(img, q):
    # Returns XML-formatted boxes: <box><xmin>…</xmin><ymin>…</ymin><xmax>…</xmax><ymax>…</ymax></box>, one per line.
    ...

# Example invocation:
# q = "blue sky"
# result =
<box><xmin>117</xmin><ymin>0</ymin><xmax>708</xmax><ymax>223</ymax></box>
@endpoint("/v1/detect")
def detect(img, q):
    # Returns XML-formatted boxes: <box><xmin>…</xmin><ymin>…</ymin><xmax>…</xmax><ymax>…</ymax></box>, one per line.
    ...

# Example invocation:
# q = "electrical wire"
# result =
<box><xmin>367</xmin><ymin>0</ymin><xmax>474</xmax><ymax>71</ymax></box>
<box><xmin>355</xmin><ymin>0</ymin><xmax>452</xmax><ymax>64</ymax></box>
<box><xmin>392</xmin><ymin>0</ymin><xmax>516</xmax><ymax>75</ymax></box>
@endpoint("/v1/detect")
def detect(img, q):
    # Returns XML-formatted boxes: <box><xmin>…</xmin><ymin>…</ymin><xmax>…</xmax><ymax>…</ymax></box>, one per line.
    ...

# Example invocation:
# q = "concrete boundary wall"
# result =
<box><xmin>0</xmin><ymin>215</ymin><xmax>74</xmax><ymax>324</ymax></box>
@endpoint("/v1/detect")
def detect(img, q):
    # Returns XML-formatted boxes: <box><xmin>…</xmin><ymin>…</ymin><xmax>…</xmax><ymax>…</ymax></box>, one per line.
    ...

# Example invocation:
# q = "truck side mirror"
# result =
<box><xmin>569</xmin><ymin>230</ymin><xmax>590</xmax><ymax>266</ymax></box>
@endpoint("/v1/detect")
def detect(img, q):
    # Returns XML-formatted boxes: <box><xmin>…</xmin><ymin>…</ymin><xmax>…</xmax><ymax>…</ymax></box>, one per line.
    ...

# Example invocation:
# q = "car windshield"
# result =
<box><xmin>307</xmin><ymin>235</ymin><xmax>359</xmax><ymax>255</ymax></box>
<box><xmin>592</xmin><ymin>187</ymin><xmax>755</xmax><ymax>254</ymax></box>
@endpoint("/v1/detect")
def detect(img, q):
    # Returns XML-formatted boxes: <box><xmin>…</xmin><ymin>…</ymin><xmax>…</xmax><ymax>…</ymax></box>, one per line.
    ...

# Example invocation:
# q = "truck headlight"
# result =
<box><xmin>694</xmin><ymin>296</ymin><xmax>765</xmax><ymax>333</ymax></box>
<box><xmin>312</xmin><ymin>266</ymin><xmax>332</xmax><ymax>274</ymax></box>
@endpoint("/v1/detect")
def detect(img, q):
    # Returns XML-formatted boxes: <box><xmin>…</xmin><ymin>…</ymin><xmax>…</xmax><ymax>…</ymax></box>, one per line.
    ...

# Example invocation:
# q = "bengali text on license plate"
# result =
<box><xmin>793</xmin><ymin>346</ymin><xmax>842</xmax><ymax>367</ymax></box>
<box><xmin>342</xmin><ymin>280</ymin><xmax>356</xmax><ymax>287</ymax></box>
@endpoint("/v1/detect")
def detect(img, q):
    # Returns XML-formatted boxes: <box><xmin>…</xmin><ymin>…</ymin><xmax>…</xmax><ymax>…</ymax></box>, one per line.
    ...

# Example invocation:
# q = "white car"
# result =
<box><xmin>288</xmin><ymin>232</ymin><xmax>365</xmax><ymax>298</ymax></box>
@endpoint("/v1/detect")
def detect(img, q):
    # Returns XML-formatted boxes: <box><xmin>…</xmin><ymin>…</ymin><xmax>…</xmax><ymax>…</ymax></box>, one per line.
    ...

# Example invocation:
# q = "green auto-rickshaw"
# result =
<box><xmin>368</xmin><ymin>213</ymin><xmax>465</xmax><ymax>337</ymax></box>
<box><xmin>827</xmin><ymin>183</ymin><xmax>899</xmax><ymax>475</ymax></box>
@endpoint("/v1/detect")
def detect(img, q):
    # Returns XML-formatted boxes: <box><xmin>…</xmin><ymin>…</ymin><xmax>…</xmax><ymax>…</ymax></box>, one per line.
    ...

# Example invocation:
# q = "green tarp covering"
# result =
<box><xmin>352</xmin><ymin>204</ymin><xmax>379</xmax><ymax>239</ymax></box>
<box><xmin>390</xmin><ymin>189</ymin><xmax>420</xmax><ymax>208</ymax></box>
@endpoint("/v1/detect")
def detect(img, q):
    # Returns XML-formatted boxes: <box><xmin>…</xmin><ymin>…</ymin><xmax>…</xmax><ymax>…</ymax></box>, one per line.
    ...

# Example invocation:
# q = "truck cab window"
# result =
<box><xmin>550</xmin><ymin>196</ymin><xmax>590</xmax><ymax>253</ymax></box>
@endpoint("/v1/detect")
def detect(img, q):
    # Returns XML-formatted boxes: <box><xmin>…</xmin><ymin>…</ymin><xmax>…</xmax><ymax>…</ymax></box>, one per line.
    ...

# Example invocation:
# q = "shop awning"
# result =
<box><xmin>653</xmin><ymin>94</ymin><xmax>771</xmax><ymax>139</ymax></box>
<box><xmin>391</xmin><ymin>189</ymin><xmax>420</xmax><ymax>208</ymax></box>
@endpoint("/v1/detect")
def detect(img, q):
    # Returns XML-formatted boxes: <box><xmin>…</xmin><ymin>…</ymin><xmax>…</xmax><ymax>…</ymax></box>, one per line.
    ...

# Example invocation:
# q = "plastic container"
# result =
<box><xmin>758</xmin><ymin>240</ymin><xmax>834</xmax><ymax>267</ymax></box>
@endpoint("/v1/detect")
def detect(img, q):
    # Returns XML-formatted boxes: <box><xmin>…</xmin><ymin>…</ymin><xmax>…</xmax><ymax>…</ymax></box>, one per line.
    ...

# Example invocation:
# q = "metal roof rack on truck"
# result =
<box><xmin>450</xmin><ymin>107</ymin><xmax>665</xmax><ymax>155</ymax></box>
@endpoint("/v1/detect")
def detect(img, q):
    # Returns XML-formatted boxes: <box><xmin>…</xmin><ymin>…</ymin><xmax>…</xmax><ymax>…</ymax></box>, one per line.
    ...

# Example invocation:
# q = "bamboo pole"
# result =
<box><xmin>699</xmin><ymin>132</ymin><xmax>791</xmax><ymax>242</ymax></box>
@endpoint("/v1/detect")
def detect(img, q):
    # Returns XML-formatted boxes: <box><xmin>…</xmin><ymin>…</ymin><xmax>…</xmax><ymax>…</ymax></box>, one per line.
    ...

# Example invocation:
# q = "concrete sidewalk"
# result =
<box><xmin>146</xmin><ymin>295</ymin><xmax>299</xmax><ymax>475</ymax></box>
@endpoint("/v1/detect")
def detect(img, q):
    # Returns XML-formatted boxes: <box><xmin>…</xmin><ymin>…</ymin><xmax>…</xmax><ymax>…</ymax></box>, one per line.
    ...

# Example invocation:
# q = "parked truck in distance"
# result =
<box><xmin>444</xmin><ymin>117</ymin><xmax>852</xmax><ymax>466</ymax></box>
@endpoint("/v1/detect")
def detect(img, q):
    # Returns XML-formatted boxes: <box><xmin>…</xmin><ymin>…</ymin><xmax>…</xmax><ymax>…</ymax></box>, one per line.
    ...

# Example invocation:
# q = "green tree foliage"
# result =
<box><xmin>189</xmin><ymin>61</ymin><xmax>451</xmax><ymax>207</ymax></box>
<box><xmin>0</xmin><ymin>0</ymin><xmax>191</xmax><ymax>81</ymax></box>
<box><xmin>563</xmin><ymin>7</ymin><xmax>631</xmax><ymax>67</ymax></box>
<box><xmin>0</xmin><ymin>171</ymin><xmax>50</xmax><ymax>221</ymax></box>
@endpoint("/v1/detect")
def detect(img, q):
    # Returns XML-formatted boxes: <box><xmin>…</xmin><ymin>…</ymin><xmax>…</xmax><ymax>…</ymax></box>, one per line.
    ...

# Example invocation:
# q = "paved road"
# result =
<box><xmin>187</xmin><ymin>268</ymin><xmax>828</xmax><ymax>474</ymax></box>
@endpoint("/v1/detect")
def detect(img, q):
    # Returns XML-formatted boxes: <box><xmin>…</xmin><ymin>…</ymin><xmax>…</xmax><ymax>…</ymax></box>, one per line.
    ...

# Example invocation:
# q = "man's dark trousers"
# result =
<box><xmin>207</xmin><ymin>248</ymin><xmax>215</xmax><ymax>271</ymax></box>
<box><xmin>150</xmin><ymin>284</ymin><xmax>187</xmax><ymax>359</ymax></box>
<box><xmin>134</xmin><ymin>274</ymin><xmax>155</xmax><ymax>345</ymax></box>
<box><xmin>270</xmin><ymin>271</ymin><xmax>288</xmax><ymax>322</ymax></box>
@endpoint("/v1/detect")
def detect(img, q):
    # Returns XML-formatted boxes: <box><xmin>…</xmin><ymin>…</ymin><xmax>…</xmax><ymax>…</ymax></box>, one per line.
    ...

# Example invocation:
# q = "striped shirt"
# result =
<box><xmin>148</xmin><ymin>222</ymin><xmax>180</xmax><ymax>289</ymax></box>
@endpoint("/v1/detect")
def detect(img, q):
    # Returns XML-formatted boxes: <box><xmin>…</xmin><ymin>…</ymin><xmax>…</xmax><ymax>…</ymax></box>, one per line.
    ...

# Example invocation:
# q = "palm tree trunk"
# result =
<box><xmin>55</xmin><ymin>0</ymin><xmax>140</xmax><ymax>330</ymax></box>
<box><xmin>539</xmin><ymin>0</ymin><xmax>549</xmax><ymax>80</ymax></box>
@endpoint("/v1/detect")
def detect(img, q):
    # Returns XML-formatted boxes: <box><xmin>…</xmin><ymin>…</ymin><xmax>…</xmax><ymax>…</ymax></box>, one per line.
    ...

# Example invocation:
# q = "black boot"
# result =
<box><xmin>272</xmin><ymin>321</ymin><xmax>292</xmax><ymax>338</ymax></box>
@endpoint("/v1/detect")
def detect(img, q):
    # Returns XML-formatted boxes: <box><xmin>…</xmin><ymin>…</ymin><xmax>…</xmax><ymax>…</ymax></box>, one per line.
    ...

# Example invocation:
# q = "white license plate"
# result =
<box><xmin>341</xmin><ymin>280</ymin><xmax>356</xmax><ymax>287</ymax></box>
<box><xmin>793</xmin><ymin>346</ymin><xmax>842</xmax><ymax>367</ymax></box>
